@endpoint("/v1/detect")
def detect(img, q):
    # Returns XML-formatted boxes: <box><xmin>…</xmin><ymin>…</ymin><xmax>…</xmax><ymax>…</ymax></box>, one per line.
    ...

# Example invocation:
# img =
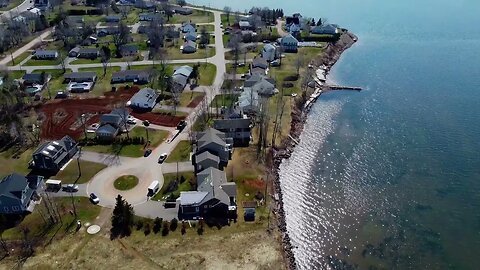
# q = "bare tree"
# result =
<box><xmin>271</xmin><ymin>87</ymin><xmax>286</xmax><ymax>146</ymax></box>
<box><xmin>100</xmin><ymin>45</ymin><xmax>111</xmax><ymax>76</ymax></box>
<box><xmin>256</xmin><ymin>97</ymin><xmax>269</xmax><ymax>159</ymax></box>
<box><xmin>223</xmin><ymin>6</ymin><xmax>232</xmax><ymax>24</ymax></box>
<box><xmin>295</xmin><ymin>53</ymin><xmax>304</xmax><ymax>76</ymax></box>
<box><xmin>119</xmin><ymin>5</ymin><xmax>131</xmax><ymax>19</ymax></box>
<box><xmin>112</xmin><ymin>22</ymin><xmax>130</xmax><ymax>57</ymax></box>
<box><xmin>59</xmin><ymin>51</ymin><xmax>67</xmax><ymax>73</ymax></box>
<box><xmin>177</xmin><ymin>0</ymin><xmax>186</xmax><ymax>7</ymax></box>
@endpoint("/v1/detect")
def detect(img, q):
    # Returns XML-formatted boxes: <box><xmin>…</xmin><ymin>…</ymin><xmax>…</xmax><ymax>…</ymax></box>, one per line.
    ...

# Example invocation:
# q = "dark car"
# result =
<box><xmin>144</xmin><ymin>149</ymin><xmax>152</xmax><ymax>157</ymax></box>
<box><xmin>176</xmin><ymin>120</ymin><xmax>187</xmax><ymax>130</ymax></box>
<box><xmin>89</xmin><ymin>193</ymin><xmax>100</xmax><ymax>204</ymax></box>
<box><xmin>158</xmin><ymin>153</ymin><xmax>167</xmax><ymax>164</ymax></box>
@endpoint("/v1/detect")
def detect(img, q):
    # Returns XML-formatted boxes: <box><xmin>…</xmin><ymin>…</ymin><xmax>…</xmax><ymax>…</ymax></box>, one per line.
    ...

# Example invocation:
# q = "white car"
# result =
<box><xmin>89</xmin><ymin>193</ymin><xmax>100</xmax><ymax>204</ymax></box>
<box><xmin>63</xmin><ymin>184</ymin><xmax>79</xmax><ymax>192</ymax></box>
<box><xmin>158</xmin><ymin>153</ymin><xmax>168</xmax><ymax>164</ymax></box>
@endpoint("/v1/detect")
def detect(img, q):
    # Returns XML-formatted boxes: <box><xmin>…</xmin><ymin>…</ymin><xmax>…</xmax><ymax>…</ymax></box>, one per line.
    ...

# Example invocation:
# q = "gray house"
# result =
<box><xmin>213</xmin><ymin>118</ymin><xmax>252</xmax><ymax>146</ymax></box>
<box><xmin>63</xmin><ymin>72</ymin><xmax>97</xmax><ymax>83</ymax></box>
<box><xmin>120</xmin><ymin>44</ymin><xmax>139</xmax><ymax>57</ymax></box>
<box><xmin>105</xmin><ymin>15</ymin><xmax>120</xmax><ymax>23</ymax></box>
<box><xmin>182</xmin><ymin>40</ymin><xmax>197</xmax><ymax>53</ymax></box>
<box><xmin>311</xmin><ymin>24</ymin><xmax>338</xmax><ymax>35</ymax></box>
<box><xmin>33</xmin><ymin>50</ymin><xmax>58</xmax><ymax>60</ymax></box>
<box><xmin>193</xmin><ymin>128</ymin><xmax>231</xmax><ymax>168</ymax></box>
<box><xmin>95</xmin><ymin>108</ymin><xmax>130</xmax><ymax>140</ymax></box>
<box><xmin>128</xmin><ymin>88</ymin><xmax>159</xmax><ymax>111</ymax></box>
<box><xmin>280</xmin><ymin>34</ymin><xmax>299</xmax><ymax>52</ymax></box>
<box><xmin>261</xmin><ymin>43</ymin><xmax>279</xmax><ymax>62</ymax></box>
<box><xmin>77</xmin><ymin>48</ymin><xmax>100</xmax><ymax>59</ymax></box>
<box><xmin>178</xmin><ymin>167</ymin><xmax>236</xmax><ymax>221</ymax></box>
<box><xmin>172</xmin><ymin>65</ymin><xmax>193</xmax><ymax>90</ymax></box>
<box><xmin>111</xmin><ymin>70</ymin><xmax>151</xmax><ymax>84</ymax></box>
<box><xmin>181</xmin><ymin>23</ymin><xmax>196</xmax><ymax>33</ymax></box>
<box><xmin>0</xmin><ymin>174</ymin><xmax>43</xmax><ymax>214</ymax></box>
<box><xmin>173</xmin><ymin>6</ymin><xmax>193</xmax><ymax>15</ymax></box>
<box><xmin>195</xmin><ymin>151</ymin><xmax>220</xmax><ymax>172</ymax></box>
<box><xmin>184</xmin><ymin>32</ymin><xmax>197</xmax><ymax>42</ymax></box>
<box><xmin>30</xmin><ymin>136</ymin><xmax>78</xmax><ymax>172</ymax></box>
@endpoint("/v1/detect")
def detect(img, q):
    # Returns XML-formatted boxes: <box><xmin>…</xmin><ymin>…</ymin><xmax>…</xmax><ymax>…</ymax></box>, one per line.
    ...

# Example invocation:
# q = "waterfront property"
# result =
<box><xmin>213</xmin><ymin>118</ymin><xmax>252</xmax><ymax>146</ymax></box>
<box><xmin>173</xmin><ymin>6</ymin><xmax>193</xmax><ymax>15</ymax></box>
<box><xmin>311</xmin><ymin>24</ymin><xmax>339</xmax><ymax>35</ymax></box>
<box><xmin>193</xmin><ymin>128</ymin><xmax>232</xmax><ymax>169</ymax></box>
<box><xmin>30</xmin><ymin>136</ymin><xmax>79</xmax><ymax>172</ymax></box>
<box><xmin>95</xmin><ymin>108</ymin><xmax>130</xmax><ymax>140</ymax></box>
<box><xmin>0</xmin><ymin>173</ymin><xmax>43</xmax><ymax>214</ymax></box>
<box><xmin>128</xmin><ymin>87</ymin><xmax>159</xmax><ymax>111</ymax></box>
<box><xmin>251</xmin><ymin>57</ymin><xmax>268</xmax><ymax>75</ymax></box>
<box><xmin>239</xmin><ymin>74</ymin><xmax>277</xmax><ymax>114</ymax></box>
<box><xmin>280</xmin><ymin>34</ymin><xmax>299</xmax><ymax>52</ymax></box>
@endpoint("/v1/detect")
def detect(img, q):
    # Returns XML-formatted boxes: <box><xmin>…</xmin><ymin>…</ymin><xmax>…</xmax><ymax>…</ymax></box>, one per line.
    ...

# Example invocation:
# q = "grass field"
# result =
<box><xmin>78</xmin><ymin>66</ymin><xmax>122</xmax><ymax>96</ymax></box>
<box><xmin>164</xmin><ymin>44</ymin><xmax>215</xmax><ymax>60</ymax></box>
<box><xmin>23</xmin><ymin>58</ymin><xmax>62</xmax><ymax>66</ymax></box>
<box><xmin>31</xmin><ymin>69</ymin><xmax>73</xmax><ymax>98</ymax></box>
<box><xmin>168</xmin><ymin>9</ymin><xmax>214</xmax><ymax>24</ymax></box>
<box><xmin>7</xmin><ymin>70</ymin><xmax>26</xmax><ymax>80</ymax></box>
<box><xmin>55</xmin><ymin>160</ymin><xmax>107</xmax><ymax>184</ymax></box>
<box><xmin>0</xmin><ymin>148</ymin><xmax>34</xmax><ymax>179</ymax></box>
<box><xmin>7</xmin><ymin>51</ymin><xmax>32</xmax><ymax>66</ymax></box>
<box><xmin>114</xmin><ymin>175</ymin><xmax>139</xmax><ymax>190</ymax></box>
<box><xmin>82</xmin><ymin>127</ymin><xmax>169</xmax><ymax>157</ymax></box>
<box><xmin>226</xmin><ymin>63</ymin><xmax>249</xmax><ymax>74</ymax></box>
<box><xmin>211</xmin><ymin>93</ymin><xmax>239</xmax><ymax>108</ymax></box>
<box><xmin>151</xmin><ymin>171</ymin><xmax>195</xmax><ymax>201</ymax></box>
<box><xmin>178</xmin><ymin>91</ymin><xmax>205</xmax><ymax>107</ymax></box>
<box><xmin>165</xmin><ymin>140</ymin><xmax>192</xmax><ymax>163</ymax></box>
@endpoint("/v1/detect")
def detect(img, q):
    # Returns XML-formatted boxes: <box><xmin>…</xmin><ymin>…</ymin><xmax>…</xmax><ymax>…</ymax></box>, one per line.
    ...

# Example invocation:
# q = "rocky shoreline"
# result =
<box><xmin>270</xmin><ymin>31</ymin><xmax>358</xmax><ymax>270</ymax></box>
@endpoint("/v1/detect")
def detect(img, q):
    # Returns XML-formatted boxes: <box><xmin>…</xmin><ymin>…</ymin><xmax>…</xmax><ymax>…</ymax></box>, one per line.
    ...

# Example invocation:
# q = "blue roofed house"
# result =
<box><xmin>30</xmin><ymin>136</ymin><xmax>78</xmax><ymax>172</ymax></box>
<box><xmin>172</xmin><ymin>65</ymin><xmax>193</xmax><ymax>90</ymax></box>
<box><xmin>238</xmin><ymin>74</ymin><xmax>276</xmax><ymax>114</ymax></box>
<box><xmin>178</xmin><ymin>167</ymin><xmax>237</xmax><ymax>221</ymax></box>
<box><xmin>261</xmin><ymin>43</ymin><xmax>279</xmax><ymax>62</ymax></box>
<box><xmin>0</xmin><ymin>173</ymin><xmax>43</xmax><ymax>214</ymax></box>
<box><xmin>182</xmin><ymin>40</ymin><xmax>197</xmax><ymax>53</ymax></box>
<box><xmin>128</xmin><ymin>87</ymin><xmax>159</xmax><ymax>111</ymax></box>
<box><xmin>280</xmin><ymin>34</ymin><xmax>299</xmax><ymax>52</ymax></box>
<box><xmin>95</xmin><ymin>108</ymin><xmax>130</xmax><ymax>140</ymax></box>
<box><xmin>181</xmin><ymin>23</ymin><xmax>196</xmax><ymax>33</ymax></box>
<box><xmin>105</xmin><ymin>15</ymin><xmax>120</xmax><ymax>23</ymax></box>
<box><xmin>184</xmin><ymin>31</ymin><xmax>197</xmax><ymax>42</ymax></box>
<box><xmin>139</xmin><ymin>13</ymin><xmax>159</xmax><ymax>21</ymax></box>
<box><xmin>33</xmin><ymin>50</ymin><xmax>58</xmax><ymax>60</ymax></box>
<box><xmin>111</xmin><ymin>69</ymin><xmax>151</xmax><ymax>84</ymax></box>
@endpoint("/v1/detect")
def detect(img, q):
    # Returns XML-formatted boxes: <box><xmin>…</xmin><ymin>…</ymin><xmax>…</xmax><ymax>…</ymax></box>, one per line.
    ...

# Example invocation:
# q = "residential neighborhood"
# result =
<box><xmin>0</xmin><ymin>0</ymin><xmax>344</xmax><ymax>268</ymax></box>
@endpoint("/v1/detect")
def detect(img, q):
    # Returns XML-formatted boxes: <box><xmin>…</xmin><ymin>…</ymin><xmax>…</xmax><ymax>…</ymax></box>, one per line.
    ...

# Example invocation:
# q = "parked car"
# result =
<box><xmin>271</xmin><ymin>59</ymin><xmax>280</xmax><ymax>67</ymax></box>
<box><xmin>158</xmin><ymin>153</ymin><xmax>168</xmax><ymax>164</ymax></box>
<box><xmin>63</xmin><ymin>184</ymin><xmax>79</xmax><ymax>192</ymax></box>
<box><xmin>144</xmin><ymin>149</ymin><xmax>152</xmax><ymax>157</ymax></box>
<box><xmin>177</xmin><ymin>120</ymin><xmax>187</xmax><ymax>130</ymax></box>
<box><xmin>89</xmin><ymin>193</ymin><xmax>100</xmax><ymax>204</ymax></box>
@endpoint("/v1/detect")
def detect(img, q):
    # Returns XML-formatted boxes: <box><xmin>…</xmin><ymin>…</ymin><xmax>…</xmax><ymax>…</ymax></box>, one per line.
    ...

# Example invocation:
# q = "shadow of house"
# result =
<box><xmin>29</xmin><ymin>136</ymin><xmax>78</xmax><ymax>173</ymax></box>
<box><xmin>0</xmin><ymin>174</ymin><xmax>43</xmax><ymax>214</ymax></box>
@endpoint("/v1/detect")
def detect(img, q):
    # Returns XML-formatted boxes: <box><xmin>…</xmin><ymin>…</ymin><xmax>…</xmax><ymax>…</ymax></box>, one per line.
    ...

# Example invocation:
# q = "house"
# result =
<box><xmin>22</xmin><ymin>73</ymin><xmax>46</xmax><ymax>86</ymax></box>
<box><xmin>193</xmin><ymin>128</ymin><xmax>231</xmax><ymax>167</ymax></box>
<box><xmin>181</xmin><ymin>23</ymin><xmax>196</xmax><ymax>33</ymax></box>
<box><xmin>172</xmin><ymin>65</ymin><xmax>193</xmax><ymax>90</ymax></box>
<box><xmin>77</xmin><ymin>48</ymin><xmax>100</xmax><ymax>59</ymax></box>
<box><xmin>128</xmin><ymin>88</ymin><xmax>159</xmax><ymax>111</ymax></box>
<box><xmin>30</xmin><ymin>136</ymin><xmax>78</xmax><ymax>172</ymax></box>
<box><xmin>182</xmin><ymin>40</ymin><xmax>197</xmax><ymax>53</ymax></box>
<box><xmin>105</xmin><ymin>15</ymin><xmax>120</xmax><ymax>23</ymax></box>
<box><xmin>173</xmin><ymin>6</ymin><xmax>193</xmax><ymax>15</ymax></box>
<box><xmin>261</xmin><ymin>43</ymin><xmax>279</xmax><ymax>62</ymax></box>
<box><xmin>239</xmin><ymin>74</ymin><xmax>276</xmax><ymax>114</ymax></box>
<box><xmin>250</xmin><ymin>57</ymin><xmax>268</xmax><ymax>75</ymax></box>
<box><xmin>135</xmin><ymin>0</ymin><xmax>155</xmax><ymax>9</ymax></box>
<box><xmin>63</xmin><ymin>72</ymin><xmax>97</xmax><ymax>83</ymax></box>
<box><xmin>81</xmin><ymin>36</ymin><xmax>98</xmax><ymax>46</ymax></box>
<box><xmin>68</xmin><ymin>46</ymin><xmax>80</xmax><ymax>57</ymax></box>
<box><xmin>194</xmin><ymin>151</ymin><xmax>220</xmax><ymax>172</ymax></box>
<box><xmin>184</xmin><ymin>31</ymin><xmax>197</xmax><ymax>42</ymax></box>
<box><xmin>33</xmin><ymin>0</ymin><xmax>49</xmax><ymax>11</ymax></box>
<box><xmin>213</xmin><ymin>118</ymin><xmax>252</xmax><ymax>146</ymax></box>
<box><xmin>111</xmin><ymin>70</ymin><xmax>151</xmax><ymax>84</ymax></box>
<box><xmin>95</xmin><ymin>108</ymin><xmax>130</xmax><ymax>140</ymax></box>
<box><xmin>97</xmin><ymin>27</ymin><xmax>119</xmax><ymax>37</ymax></box>
<box><xmin>280</xmin><ymin>34</ymin><xmax>299</xmax><ymax>52</ymax></box>
<box><xmin>33</xmin><ymin>50</ymin><xmax>58</xmax><ymax>60</ymax></box>
<box><xmin>139</xmin><ymin>13</ymin><xmax>160</xmax><ymax>21</ymax></box>
<box><xmin>0</xmin><ymin>174</ymin><xmax>43</xmax><ymax>214</ymax></box>
<box><xmin>238</xmin><ymin>20</ymin><xmax>251</xmax><ymax>30</ymax></box>
<box><xmin>120</xmin><ymin>44</ymin><xmax>139</xmax><ymax>57</ymax></box>
<box><xmin>288</xmin><ymin>23</ymin><xmax>301</xmax><ymax>35</ymax></box>
<box><xmin>311</xmin><ymin>24</ymin><xmax>339</xmax><ymax>35</ymax></box>
<box><xmin>178</xmin><ymin>167</ymin><xmax>236</xmax><ymax>221</ymax></box>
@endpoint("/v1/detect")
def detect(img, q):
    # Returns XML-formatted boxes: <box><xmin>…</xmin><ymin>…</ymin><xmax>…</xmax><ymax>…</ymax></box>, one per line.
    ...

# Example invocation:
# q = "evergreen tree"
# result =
<box><xmin>110</xmin><ymin>195</ymin><xmax>134</xmax><ymax>239</ymax></box>
<box><xmin>143</xmin><ymin>222</ymin><xmax>151</xmax><ymax>235</ymax></box>
<box><xmin>153</xmin><ymin>217</ymin><xmax>162</xmax><ymax>234</ymax></box>
<box><xmin>161</xmin><ymin>221</ymin><xmax>169</xmax><ymax>236</ymax></box>
<box><xmin>181</xmin><ymin>221</ymin><xmax>186</xmax><ymax>235</ymax></box>
<box><xmin>169</xmin><ymin>218</ymin><xmax>178</xmax><ymax>231</ymax></box>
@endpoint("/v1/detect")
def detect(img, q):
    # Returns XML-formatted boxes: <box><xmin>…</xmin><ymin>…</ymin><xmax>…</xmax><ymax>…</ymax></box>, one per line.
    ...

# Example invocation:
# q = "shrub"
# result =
<box><xmin>282</xmin><ymin>82</ymin><xmax>294</xmax><ymax>88</ymax></box>
<box><xmin>144</xmin><ymin>222</ymin><xmax>151</xmax><ymax>236</ymax></box>
<box><xmin>135</xmin><ymin>219</ymin><xmax>144</xmax><ymax>231</ymax></box>
<box><xmin>284</xmin><ymin>74</ymin><xmax>299</xmax><ymax>81</ymax></box>
<box><xmin>161</xmin><ymin>221</ymin><xmax>169</xmax><ymax>236</ymax></box>
<box><xmin>181</xmin><ymin>221</ymin><xmax>187</xmax><ymax>235</ymax></box>
<box><xmin>170</xmin><ymin>218</ymin><xmax>178</xmax><ymax>231</ymax></box>
<box><xmin>153</xmin><ymin>217</ymin><xmax>162</xmax><ymax>234</ymax></box>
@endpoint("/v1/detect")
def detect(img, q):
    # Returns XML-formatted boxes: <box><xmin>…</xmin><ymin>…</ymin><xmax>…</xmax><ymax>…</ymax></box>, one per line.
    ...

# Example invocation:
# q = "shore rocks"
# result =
<box><xmin>270</xmin><ymin>31</ymin><xmax>357</xmax><ymax>270</ymax></box>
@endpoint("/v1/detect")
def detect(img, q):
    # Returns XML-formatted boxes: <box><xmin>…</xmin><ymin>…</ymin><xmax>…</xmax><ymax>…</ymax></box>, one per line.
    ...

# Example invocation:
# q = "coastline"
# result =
<box><xmin>270</xmin><ymin>31</ymin><xmax>358</xmax><ymax>270</ymax></box>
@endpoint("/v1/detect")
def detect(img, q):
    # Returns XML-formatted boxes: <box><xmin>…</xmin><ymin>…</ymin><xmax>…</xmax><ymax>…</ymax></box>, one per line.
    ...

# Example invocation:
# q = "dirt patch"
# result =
<box><xmin>186</xmin><ymin>95</ymin><xmax>205</xmax><ymax>108</ymax></box>
<box><xmin>244</xmin><ymin>179</ymin><xmax>266</xmax><ymax>190</ymax></box>
<box><xmin>130</xmin><ymin>112</ymin><xmax>185</xmax><ymax>127</ymax></box>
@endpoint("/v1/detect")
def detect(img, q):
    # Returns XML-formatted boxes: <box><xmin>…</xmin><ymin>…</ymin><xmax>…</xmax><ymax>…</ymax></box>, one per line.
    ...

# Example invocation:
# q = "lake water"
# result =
<box><xmin>195</xmin><ymin>0</ymin><xmax>480</xmax><ymax>268</ymax></box>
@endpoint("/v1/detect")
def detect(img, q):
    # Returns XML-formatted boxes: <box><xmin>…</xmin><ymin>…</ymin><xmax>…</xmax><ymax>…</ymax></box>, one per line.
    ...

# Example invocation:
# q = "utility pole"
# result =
<box><xmin>81</xmin><ymin>113</ymin><xmax>87</xmax><ymax>140</ymax></box>
<box><xmin>176</xmin><ymin>161</ymin><xmax>179</xmax><ymax>181</ymax></box>
<box><xmin>143</xmin><ymin>120</ymin><xmax>150</xmax><ymax>147</ymax></box>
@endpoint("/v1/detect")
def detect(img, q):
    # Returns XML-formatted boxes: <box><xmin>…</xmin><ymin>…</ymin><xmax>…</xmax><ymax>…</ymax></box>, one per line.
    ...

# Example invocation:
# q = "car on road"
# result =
<box><xmin>144</xmin><ymin>149</ymin><xmax>152</xmax><ymax>157</ymax></box>
<box><xmin>89</xmin><ymin>193</ymin><xmax>100</xmax><ymax>204</ymax></box>
<box><xmin>176</xmin><ymin>120</ymin><xmax>187</xmax><ymax>130</ymax></box>
<box><xmin>158</xmin><ymin>153</ymin><xmax>168</xmax><ymax>163</ymax></box>
<box><xmin>63</xmin><ymin>184</ymin><xmax>79</xmax><ymax>192</ymax></box>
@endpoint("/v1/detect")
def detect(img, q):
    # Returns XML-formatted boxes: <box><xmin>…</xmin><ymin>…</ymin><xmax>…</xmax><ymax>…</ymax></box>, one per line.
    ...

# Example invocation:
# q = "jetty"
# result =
<box><xmin>324</xmin><ymin>84</ymin><xmax>362</xmax><ymax>91</ymax></box>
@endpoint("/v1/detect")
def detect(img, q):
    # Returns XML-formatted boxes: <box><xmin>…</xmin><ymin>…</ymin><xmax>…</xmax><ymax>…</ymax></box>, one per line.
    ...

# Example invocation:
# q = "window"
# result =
<box><xmin>3</xmin><ymin>207</ymin><xmax>9</xmax><ymax>213</ymax></box>
<box><xmin>13</xmin><ymin>206</ymin><xmax>19</xmax><ymax>212</ymax></box>
<box><xmin>195</xmin><ymin>207</ymin><xmax>199</xmax><ymax>212</ymax></box>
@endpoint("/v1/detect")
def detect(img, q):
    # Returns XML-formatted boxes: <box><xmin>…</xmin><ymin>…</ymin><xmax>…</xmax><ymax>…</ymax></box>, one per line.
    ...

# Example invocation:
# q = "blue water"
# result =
<box><xmin>197</xmin><ymin>0</ymin><xmax>480</xmax><ymax>268</ymax></box>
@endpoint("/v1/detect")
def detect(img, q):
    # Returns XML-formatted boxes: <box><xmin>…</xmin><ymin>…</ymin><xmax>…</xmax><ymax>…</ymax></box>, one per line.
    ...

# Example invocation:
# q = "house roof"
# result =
<box><xmin>100</xmin><ymin>114</ymin><xmax>122</xmax><ymax>126</ymax></box>
<box><xmin>263</xmin><ymin>43</ymin><xmax>277</xmax><ymax>53</ymax></box>
<box><xmin>239</xmin><ymin>21</ymin><xmax>251</xmax><ymax>27</ymax></box>
<box><xmin>196</xmin><ymin>167</ymin><xmax>235</xmax><ymax>206</ymax></box>
<box><xmin>129</xmin><ymin>88</ymin><xmax>158</xmax><ymax>108</ymax></box>
<box><xmin>35</xmin><ymin>50</ymin><xmax>57</xmax><ymax>56</ymax></box>
<box><xmin>179</xmin><ymin>191</ymin><xmax>208</xmax><ymax>205</ymax></box>
<box><xmin>184</xmin><ymin>32</ymin><xmax>197</xmax><ymax>40</ymax></box>
<box><xmin>311</xmin><ymin>24</ymin><xmax>338</xmax><ymax>34</ymax></box>
<box><xmin>64</xmin><ymin>72</ymin><xmax>96</xmax><ymax>80</ymax></box>
<box><xmin>33</xmin><ymin>136</ymin><xmax>77</xmax><ymax>160</ymax></box>
<box><xmin>213</xmin><ymin>118</ymin><xmax>251</xmax><ymax>130</ymax></box>
<box><xmin>252</xmin><ymin>57</ymin><xmax>268</xmax><ymax>69</ymax></box>
<box><xmin>22</xmin><ymin>73</ymin><xmax>44</xmax><ymax>83</ymax></box>
<box><xmin>0</xmin><ymin>173</ymin><xmax>41</xmax><ymax>203</ymax></box>
<box><xmin>95</xmin><ymin>123</ymin><xmax>118</xmax><ymax>135</ymax></box>
<box><xmin>78</xmin><ymin>48</ymin><xmax>99</xmax><ymax>54</ymax></box>
<box><xmin>220</xmin><ymin>182</ymin><xmax>237</xmax><ymax>197</ymax></box>
<box><xmin>281</xmin><ymin>34</ymin><xmax>299</xmax><ymax>44</ymax></box>
<box><xmin>196</xmin><ymin>151</ymin><xmax>220</xmax><ymax>165</ymax></box>
<box><xmin>182</xmin><ymin>23</ymin><xmax>196</xmax><ymax>33</ymax></box>
<box><xmin>197</xmin><ymin>128</ymin><xmax>227</xmax><ymax>150</ymax></box>
<box><xmin>113</xmin><ymin>69</ymin><xmax>151</xmax><ymax>80</ymax></box>
<box><xmin>173</xmin><ymin>66</ymin><xmax>193</xmax><ymax>77</ymax></box>
<box><xmin>120</xmin><ymin>44</ymin><xmax>139</xmax><ymax>53</ymax></box>
<box><xmin>183</xmin><ymin>40</ymin><xmax>196</xmax><ymax>48</ymax></box>
<box><xmin>252</xmin><ymin>77</ymin><xmax>275</xmax><ymax>96</ymax></box>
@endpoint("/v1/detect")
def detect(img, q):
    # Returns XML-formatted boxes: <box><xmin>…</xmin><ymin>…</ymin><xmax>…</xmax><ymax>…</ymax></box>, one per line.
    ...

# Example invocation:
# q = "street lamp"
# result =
<box><xmin>143</xmin><ymin>120</ymin><xmax>150</xmax><ymax>148</ymax></box>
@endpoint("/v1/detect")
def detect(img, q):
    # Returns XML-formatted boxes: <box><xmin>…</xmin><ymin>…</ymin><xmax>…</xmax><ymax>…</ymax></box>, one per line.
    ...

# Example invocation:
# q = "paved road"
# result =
<box><xmin>0</xmin><ymin>29</ymin><xmax>53</xmax><ymax>66</ymax></box>
<box><xmin>0</xmin><ymin>0</ymin><xmax>33</xmax><ymax>19</ymax></box>
<box><xmin>276</xmin><ymin>19</ymin><xmax>288</xmax><ymax>37</ymax></box>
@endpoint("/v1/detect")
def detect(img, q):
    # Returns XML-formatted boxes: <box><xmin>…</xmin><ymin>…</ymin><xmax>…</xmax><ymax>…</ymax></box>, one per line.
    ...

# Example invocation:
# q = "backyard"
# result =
<box><xmin>211</xmin><ymin>93</ymin><xmax>239</xmax><ymax>108</ymax></box>
<box><xmin>55</xmin><ymin>160</ymin><xmax>107</xmax><ymax>184</ymax></box>
<box><xmin>151</xmin><ymin>171</ymin><xmax>195</xmax><ymax>201</ymax></box>
<box><xmin>78</xmin><ymin>66</ymin><xmax>122</xmax><ymax>96</ymax></box>
<box><xmin>165</xmin><ymin>140</ymin><xmax>192</xmax><ymax>163</ymax></box>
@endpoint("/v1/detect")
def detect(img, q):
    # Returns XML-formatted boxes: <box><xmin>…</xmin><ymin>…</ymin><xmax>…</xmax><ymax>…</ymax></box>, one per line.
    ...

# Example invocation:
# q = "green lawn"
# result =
<box><xmin>78</xmin><ymin>66</ymin><xmax>122</xmax><ymax>96</ymax></box>
<box><xmin>165</xmin><ymin>140</ymin><xmax>192</xmax><ymax>163</ymax></box>
<box><xmin>7</xmin><ymin>70</ymin><xmax>26</xmax><ymax>80</ymax></box>
<box><xmin>168</xmin><ymin>9</ymin><xmax>214</xmax><ymax>24</ymax></box>
<box><xmin>31</xmin><ymin>69</ymin><xmax>73</xmax><ymax>98</ymax></box>
<box><xmin>164</xmin><ymin>44</ymin><xmax>215</xmax><ymax>60</ymax></box>
<box><xmin>114</xmin><ymin>175</ymin><xmax>139</xmax><ymax>190</ymax></box>
<box><xmin>55</xmin><ymin>160</ymin><xmax>107</xmax><ymax>184</ymax></box>
<box><xmin>2</xmin><ymin>197</ymin><xmax>101</xmax><ymax>240</ymax></box>
<box><xmin>70</xmin><ymin>54</ymin><xmax>144</xmax><ymax>65</ymax></box>
<box><xmin>0</xmin><ymin>148</ymin><xmax>34</xmax><ymax>179</ymax></box>
<box><xmin>178</xmin><ymin>91</ymin><xmax>205</xmax><ymax>107</ymax></box>
<box><xmin>7</xmin><ymin>51</ymin><xmax>32</xmax><ymax>66</ymax></box>
<box><xmin>197</xmin><ymin>63</ymin><xmax>216</xmax><ymax>85</ymax></box>
<box><xmin>225</xmin><ymin>49</ymin><xmax>260</xmax><ymax>61</ymax></box>
<box><xmin>23</xmin><ymin>58</ymin><xmax>62</xmax><ymax>66</ymax></box>
<box><xmin>82</xmin><ymin>128</ymin><xmax>169</xmax><ymax>157</ymax></box>
<box><xmin>211</xmin><ymin>94</ymin><xmax>239</xmax><ymax>108</ymax></box>
<box><xmin>151</xmin><ymin>172</ymin><xmax>195</xmax><ymax>201</ymax></box>
<box><xmin>226</xmin><ymin>63</ymin><xmax>249</xmax><ymax>74</ymax></box>
<box><xmin>151</xmin><ymin>108</ymin><xmax>188</xmax><ymax>117</ymax></box>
